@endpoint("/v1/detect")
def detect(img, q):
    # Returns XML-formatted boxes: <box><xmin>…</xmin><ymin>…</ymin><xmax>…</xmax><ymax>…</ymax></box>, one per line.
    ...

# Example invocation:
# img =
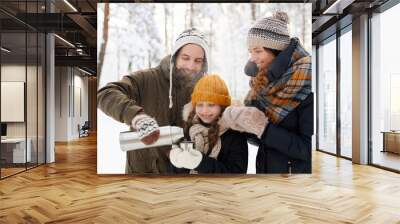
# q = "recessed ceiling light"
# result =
<box><xmin>322</xmin><ymin>0</ymin><xmax>354</xmax><ymax>15</ymax></box>
<box><xmin>1</xmin><ymin>47</ymin><xmax>11</xmax><ymax>53</ymax></box>
<box><xmin>63</xmin><ymin>0</ymin><xmax>78</xmax><ymax>12</ymax></box>
<box><xmin>54</xmin><ymin>34</ymin><xmax>75</xmax><ymax>48</ymax></box>
<box><xmin>78</xmin><ymin>67</ymin><xmax>93</xmax><ymax>76</ymax></box>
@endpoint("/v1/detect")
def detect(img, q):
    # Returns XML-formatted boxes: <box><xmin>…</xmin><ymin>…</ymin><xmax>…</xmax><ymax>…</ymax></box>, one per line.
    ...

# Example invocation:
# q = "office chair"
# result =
<box><xmin>79</xmin><ymin>121</ymin><xmax>90</xmax><ymax>138</ymax></box>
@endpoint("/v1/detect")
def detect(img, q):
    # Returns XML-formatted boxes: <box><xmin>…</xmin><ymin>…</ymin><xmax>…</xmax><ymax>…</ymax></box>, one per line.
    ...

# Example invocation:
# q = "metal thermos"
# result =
<box><xmin>119</xmin><ymin>126</ymin><xmax>184</xmax><ymax>152</ymax></box>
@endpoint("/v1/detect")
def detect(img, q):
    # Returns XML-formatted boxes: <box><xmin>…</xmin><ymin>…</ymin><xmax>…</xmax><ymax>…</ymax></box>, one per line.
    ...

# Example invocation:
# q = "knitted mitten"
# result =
<box><xmin>132</xmin><ymin>114</ymin><xmax>160</xmax><ymax>144</ymax></box>
<box><xmin>219</xmin><ymin>106</ymin><xmax>268</xmax><ymax>138</ymax></box>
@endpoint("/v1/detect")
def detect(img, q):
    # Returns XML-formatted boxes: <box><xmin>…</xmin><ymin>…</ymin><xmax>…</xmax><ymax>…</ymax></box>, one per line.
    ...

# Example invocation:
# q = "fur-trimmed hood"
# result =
<box><xmin>182</xmin><ymin>102</ymin><xmax>194</xmax><ymax>122</ymax></box>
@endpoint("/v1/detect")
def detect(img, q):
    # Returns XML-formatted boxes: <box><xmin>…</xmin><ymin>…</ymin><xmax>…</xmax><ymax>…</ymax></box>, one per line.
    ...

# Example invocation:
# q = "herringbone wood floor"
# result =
<box><xmin>1</xmin><ymin>134</ymin><xmax>400</xmax><ymax>223</ymax></box>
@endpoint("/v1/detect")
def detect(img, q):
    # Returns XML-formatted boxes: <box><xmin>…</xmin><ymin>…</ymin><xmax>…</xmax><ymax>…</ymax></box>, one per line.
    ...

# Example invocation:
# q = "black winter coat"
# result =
<box><xmin>170</xmin><ymin>129</ymin><xmax>248</xmax><ymax>174</ymax></box>
<box><xmin>255</xmin><ymin>93</ymin><xmax>313</xmax><ymax>173</ymax></box>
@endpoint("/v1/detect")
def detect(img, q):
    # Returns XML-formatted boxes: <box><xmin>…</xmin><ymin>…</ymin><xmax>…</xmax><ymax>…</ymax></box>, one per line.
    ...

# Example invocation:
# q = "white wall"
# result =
<box><xmin>55</xmin><ymin>67</ymin><xmax>68</xmax><ymax>141</ymax></box>
<box><xmin>73</xmin><ymin>73</ymin><xmax>89</xmax><ymax>138</ymax></box>
<box><xmin>54</xmin><ymin>67</ymin><xmax>89</xmax><ymax>141</ymax></box>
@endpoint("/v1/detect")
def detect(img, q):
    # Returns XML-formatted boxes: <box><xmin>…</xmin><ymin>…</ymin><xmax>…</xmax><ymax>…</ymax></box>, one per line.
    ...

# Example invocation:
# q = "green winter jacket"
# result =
<box><xmin>97</xmin><ymin>55</ymin><xmax>195</xmax><ymax>174</ymax></box>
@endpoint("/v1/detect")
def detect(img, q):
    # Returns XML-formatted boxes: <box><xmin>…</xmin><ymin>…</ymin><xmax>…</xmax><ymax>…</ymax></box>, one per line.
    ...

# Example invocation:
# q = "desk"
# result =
<box><xmin>1</xmin><ymin>138</ymin><xmax>31</xmax><ymax>163</ymax></box>
<box><xmin>381</xmin><ymin>131</ymin><xmax>400</xmax><ymax>154</ymax></box>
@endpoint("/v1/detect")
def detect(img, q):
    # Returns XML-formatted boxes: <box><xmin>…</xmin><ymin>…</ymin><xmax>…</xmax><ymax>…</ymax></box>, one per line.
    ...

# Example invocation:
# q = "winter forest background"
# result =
<box><xmin>97</xmin><ymin>3</ymin><xmax>312</xmax><ymax>174</ymax></box>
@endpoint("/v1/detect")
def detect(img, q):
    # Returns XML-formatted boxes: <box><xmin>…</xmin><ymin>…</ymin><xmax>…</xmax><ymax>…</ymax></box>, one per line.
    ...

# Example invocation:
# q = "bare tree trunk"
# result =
<box><xmin>251</xmin><ymin>3</ymin><xmax>257</xmax><ymax>21</ymax></box>
<box><xmin>97</xmin><ymin>3</ymin><xmax>110</xmax><ymax>83</ymax></box>
<box><xmin>185</xmin><ymin>4</ymin><xmax>189</xmax><ymax>29</ymax></box>
<box><xmin>208</xmin><ymin>21</ymin><xmax>213</xmax><ymax>70</ymax></box>
<box><xmin>117</xmin><ymin>44</ymin><xmax>120</xmax><ymax>75</ymax></box>
<box><xmin>302</xmin><ymin>4</ymin><xmax>306</xmax><ymax>45</ymax></box>
<box><xmin>148</xmin><ymin>50</ymin><xmax>151</xmax><ymax>68</ymax></box>
<box><xmin>171</xmin><ymin>5</ymin><xmax>174</xmax><ymax>52</ymax></box>
<box><xmin>189</xmin><ymin>3</ymin><xmax>194</xmax><ymax>28</ymax></box>
<box><xmin>164</xmin><ymin>5</ymin><xmax>169</xmax><ymax>53</ymax></box>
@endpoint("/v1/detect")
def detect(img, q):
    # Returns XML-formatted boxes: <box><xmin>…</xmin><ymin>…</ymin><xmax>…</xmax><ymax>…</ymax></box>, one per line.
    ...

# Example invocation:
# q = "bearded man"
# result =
<box><xmin>97</xmin><ymin>28</ymin><xmax>209</xmax><ymax>174</ymax></box>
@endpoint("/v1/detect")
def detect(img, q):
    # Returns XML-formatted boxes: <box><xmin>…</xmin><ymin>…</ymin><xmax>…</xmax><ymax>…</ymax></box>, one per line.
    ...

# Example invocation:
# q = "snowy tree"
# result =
<box><xmin>181</xmin><ymin>3</ymin><xmax>223</xmax><ymax>70</ymax></box>
<box><xmin>99</xmin><ymin>3</ymin><xmax>311</xmax><ymax>96</ymax></box>
<box><xmin>98</xmin><ymin>3</ymin><xmax>313</xmax><ymax>174</ymax></box>
<box><xmin>98</xmin><ymin>3</ymin><xmax>164</xmax><ymax>86</ymax></box>
<box><xmin>97</xmin><ymin>3</ymin><xmax>109</xmax><ymax>82</ymax></box>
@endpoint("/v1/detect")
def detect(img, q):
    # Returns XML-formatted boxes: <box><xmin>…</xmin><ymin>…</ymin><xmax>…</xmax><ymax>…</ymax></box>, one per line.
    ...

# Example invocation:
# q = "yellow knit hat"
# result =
<box><xmin>191</xmin><ymin>74</ymin><xmax>231</xmax><ymax>106</ymax></box>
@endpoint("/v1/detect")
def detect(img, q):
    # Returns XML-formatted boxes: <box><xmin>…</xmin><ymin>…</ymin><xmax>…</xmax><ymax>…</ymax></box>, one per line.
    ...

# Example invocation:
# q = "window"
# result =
<box><xmin>317</xmin><ymin>36</ymin><xmax>337</xmax><ymax>154</ymax></box>
<box><xmin>339</xmin><ymin>28</ymin><xmax>352</xmax><ymax>158</ymax></box>
<box><xmin>371</xmin><ymin>2</ymin><xmax>400</xmax><ymax>171</ymax></box>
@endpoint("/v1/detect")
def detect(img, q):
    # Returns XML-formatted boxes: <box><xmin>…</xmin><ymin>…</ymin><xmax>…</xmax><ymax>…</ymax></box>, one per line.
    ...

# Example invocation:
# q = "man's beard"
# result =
<box><xmin>173</xmin><ymin>67</ymin><xmax>203</xmax><ymax>91</ymax></box>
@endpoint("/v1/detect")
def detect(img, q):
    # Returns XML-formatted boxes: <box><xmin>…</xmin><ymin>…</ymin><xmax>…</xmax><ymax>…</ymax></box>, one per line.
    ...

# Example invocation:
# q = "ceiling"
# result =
<box><xmin>311</xmin><ymin>0</ymin><xmax>390</xmax><ymax>44</ymax></box>
<box><xmin>0</xmin><ymin>0</ymin><xmax>97</xmax><ymax>75</ymax></box>
<box><xmin>0</xmin><ymin>0</ymin><xmax>395</xmax><ymax>76</ymax></box>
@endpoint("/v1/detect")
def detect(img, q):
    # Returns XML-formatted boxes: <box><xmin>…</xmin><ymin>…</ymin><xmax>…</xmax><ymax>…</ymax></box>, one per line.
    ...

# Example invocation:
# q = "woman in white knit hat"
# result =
<box><xmin>220</xmin><ymin>11</ymin><xmax>313</xmax><ymax>173</ymax></box>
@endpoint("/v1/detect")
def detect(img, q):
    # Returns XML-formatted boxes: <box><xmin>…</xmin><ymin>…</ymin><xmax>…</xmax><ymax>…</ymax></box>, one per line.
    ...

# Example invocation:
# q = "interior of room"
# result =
<box><xmin>0</xmin><ymin>0</ymin><xmax>97</xmax><ymax>179</ymax></box>
<box><xmin>0</xmin><ymin>0</ymin><xmax>399</xmax><ymax>223</ymax></box>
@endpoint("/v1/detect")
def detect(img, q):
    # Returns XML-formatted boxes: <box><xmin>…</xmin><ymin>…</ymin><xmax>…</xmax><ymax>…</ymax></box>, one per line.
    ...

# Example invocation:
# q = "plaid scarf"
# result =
<box><xmin>245</xmin><ymin>38</ymin><xmax>312</xmax><ymax>124</ymax></box>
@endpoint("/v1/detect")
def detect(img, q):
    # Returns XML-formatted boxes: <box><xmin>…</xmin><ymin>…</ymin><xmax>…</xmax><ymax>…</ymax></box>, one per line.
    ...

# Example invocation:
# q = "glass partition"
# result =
<box><xmin>0</xmin><ymin>0</ymin><xmax>46</xmax><ymax>179</ymax></box>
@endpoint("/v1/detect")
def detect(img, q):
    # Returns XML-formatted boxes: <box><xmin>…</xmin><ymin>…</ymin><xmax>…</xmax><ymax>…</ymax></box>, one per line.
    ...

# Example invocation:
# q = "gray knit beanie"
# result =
<box><xmin>247</xmin><ymin>11</ymin><xmax>290</xmax><ymax>51</ymax></box>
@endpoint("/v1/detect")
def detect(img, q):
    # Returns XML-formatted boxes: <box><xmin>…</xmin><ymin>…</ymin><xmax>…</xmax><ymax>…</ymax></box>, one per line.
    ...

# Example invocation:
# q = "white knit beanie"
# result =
<box><xmin>247</xmin><ymin>11</ymin><xmax>291</xmax><ymax>51</ymax></box>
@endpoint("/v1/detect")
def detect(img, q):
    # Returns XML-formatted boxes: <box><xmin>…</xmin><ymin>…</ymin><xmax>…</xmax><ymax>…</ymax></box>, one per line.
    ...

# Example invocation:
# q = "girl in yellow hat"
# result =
<box><xmin>168</xmin><ymin>74</ymin><xmax>249</xmax><ymax>173</ymax></box>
